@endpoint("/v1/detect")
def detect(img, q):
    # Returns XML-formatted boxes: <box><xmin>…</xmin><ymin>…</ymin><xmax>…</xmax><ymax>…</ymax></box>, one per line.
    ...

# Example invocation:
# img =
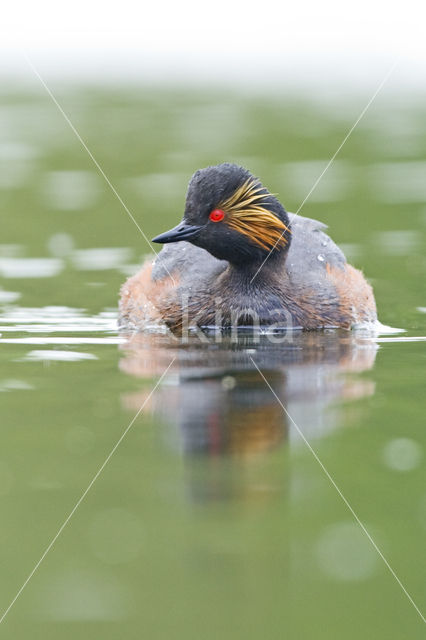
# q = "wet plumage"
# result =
<box><xmin>119</xmin><ymin>163</ymin><xmax>377</xmax><ymax>333</ymax></box>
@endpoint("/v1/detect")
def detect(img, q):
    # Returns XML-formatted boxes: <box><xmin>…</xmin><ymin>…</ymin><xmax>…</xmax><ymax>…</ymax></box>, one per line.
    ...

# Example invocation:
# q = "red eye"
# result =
<box><xmin>209</xmin><ymin>209</ymin><xmax>225</xmax><ymax>222</ymax></box>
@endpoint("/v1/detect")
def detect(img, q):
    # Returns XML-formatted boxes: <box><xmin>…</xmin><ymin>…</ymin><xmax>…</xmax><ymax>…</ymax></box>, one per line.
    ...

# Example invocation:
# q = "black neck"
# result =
<box><xmin>227</xmin><ymin>248</ymin><xmax>286</xmax><ymax>284</ymax></box>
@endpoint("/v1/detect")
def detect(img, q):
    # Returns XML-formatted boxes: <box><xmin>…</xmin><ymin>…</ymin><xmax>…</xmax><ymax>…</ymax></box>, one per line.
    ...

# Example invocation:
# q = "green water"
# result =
<box><xmin>0</xmin><ymin>87</ymin><xmax>425</xmax><ymax>638</ymax></box>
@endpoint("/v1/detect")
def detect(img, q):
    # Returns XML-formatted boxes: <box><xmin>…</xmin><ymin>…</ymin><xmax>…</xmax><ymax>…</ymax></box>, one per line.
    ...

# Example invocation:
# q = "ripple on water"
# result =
<box><xmin>34</xmin><ymin>569</ymin><xmax>130</xmax><ymax>621</ymax></box>
<box><xmin>316</xmin><ymin>521</ymin><xmax>381</xmax><ymax>582</ymax></box>
<box><xmin>0</xmin><ymin>257</ymin><xmax>63</xmax><ymax>278</ymax></box>
<box><xmin>71</xmin><ymin>248</ymin><xmax>133</xmax><ymax>271</ymax></box>
<box><xmin>0</xmin><ymin>244</ymin><xmax>24</xmax><ymax>257</ymax></box>
<box><xmin>0</xmin><ymin>306</ymin><xmax>117</xmax><ymax>334</ymax></box>
<box><xmin>0</xmin><ymin>306</ymin><xmax>122</xmax><ymax>346</ymax></box>
<box><xmin>382</xmin><ymin>438</ymin><xmax>423</xmax><ymax>472</ymax></box>
<box><xmin>47</xmin><ymin>232</ymin><xmax>75</xmax><ymax>257</ymax></box>
<box><xmin>43</xmin><ymin>170</ymin><xmax>101</xmax><ymax>211</ymax></box>
<box><xmin>125</xmin><ymin>172</ymin><xmax>184</xmax><ymax>203</ymax></box>
<box><xmin>0</xmin><ymin>378</ymin><xmax>34</xmax><ymax>391</ymax></box>
<box><xmin>371</xmin><ymin>161</ymin><xmax>426</xmax><ymax>202</ymax></box>
<box><xmin>0</xmin><ymin>289</ymin><xmax>21</xmax><ymax>303</ymax></box>
<box><xmin>0</xmin><ymin>141</ymin><xmax>38</xmax><ymax>189</ymax></box>
<box><xmin>21</xmin><ymin>350</ymin><xmax>98</xmax><ymax>362</ymax></box>
<box><xmin>373</xmin><ymin>230</ymin><xmax>420</xmax><ymax>256</ymax></box>
<box><xmin>277</xmin><ymin>159</ymin><xmax>350</xmax><ymax>202</ymax></box>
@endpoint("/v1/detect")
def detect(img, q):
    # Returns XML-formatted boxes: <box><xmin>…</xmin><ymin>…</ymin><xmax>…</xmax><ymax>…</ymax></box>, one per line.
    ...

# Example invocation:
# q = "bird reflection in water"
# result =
<box><xmin>119</xmin><ymin>332</ymin><xmax>377</xmax><ymax>483</ymax></box>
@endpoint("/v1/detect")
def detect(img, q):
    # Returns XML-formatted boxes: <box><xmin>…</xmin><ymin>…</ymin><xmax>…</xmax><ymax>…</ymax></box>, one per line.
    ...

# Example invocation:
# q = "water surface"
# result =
<box><xmin>0</xmin><ymin>88</ymin><xmax>425</xmax><ymax>638</ymax></box>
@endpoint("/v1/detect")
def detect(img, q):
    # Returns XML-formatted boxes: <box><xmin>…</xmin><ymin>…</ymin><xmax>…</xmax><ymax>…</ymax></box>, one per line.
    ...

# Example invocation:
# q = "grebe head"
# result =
<box><xmin>152</xmin><ymin>163</ymin><xmax>291</xmax><ymax>266</ymax></box>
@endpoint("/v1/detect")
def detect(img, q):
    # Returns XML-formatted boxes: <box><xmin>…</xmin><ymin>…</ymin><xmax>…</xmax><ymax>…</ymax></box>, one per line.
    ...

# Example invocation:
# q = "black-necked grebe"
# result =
<box><xmin>119</xmin><ymin>163</ymin><xmax>376</xmax><ymax>333</ymax></box>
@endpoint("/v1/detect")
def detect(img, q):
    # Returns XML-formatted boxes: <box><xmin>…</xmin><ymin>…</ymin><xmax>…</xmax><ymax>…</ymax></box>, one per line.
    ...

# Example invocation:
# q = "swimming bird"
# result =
<box><xmin>119</xmin><ymin>163</ymin><xmax>377</xmax><ymax>333</ymax></box>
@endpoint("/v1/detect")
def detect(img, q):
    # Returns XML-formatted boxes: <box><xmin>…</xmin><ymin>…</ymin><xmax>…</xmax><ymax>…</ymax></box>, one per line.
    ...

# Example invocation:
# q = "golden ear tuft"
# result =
<box><xmin>219</xmin><ymin>179</ymin><xmax>290</xmax><ymax>251</ymax></box>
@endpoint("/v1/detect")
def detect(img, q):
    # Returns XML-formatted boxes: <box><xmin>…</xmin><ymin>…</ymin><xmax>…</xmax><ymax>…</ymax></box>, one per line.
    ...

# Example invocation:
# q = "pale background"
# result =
<box><xmin>1</xmin><ymin>1</ymin><xmax>425</xmax><ymax>92</ymax></box>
